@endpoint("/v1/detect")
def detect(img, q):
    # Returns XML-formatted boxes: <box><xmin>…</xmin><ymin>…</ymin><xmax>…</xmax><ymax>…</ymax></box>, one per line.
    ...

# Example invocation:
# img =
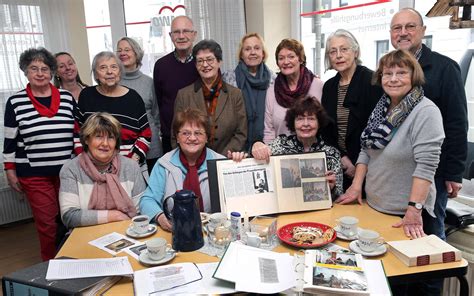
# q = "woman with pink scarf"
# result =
<box><xmin>59</xmin><ymin>112</ymin><xmax>147</xmax><ymax>228</ymax></box>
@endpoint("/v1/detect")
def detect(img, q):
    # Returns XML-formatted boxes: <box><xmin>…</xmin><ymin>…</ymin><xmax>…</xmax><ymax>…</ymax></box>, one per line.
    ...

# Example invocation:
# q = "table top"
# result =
<box><xmin>56</xmin><ymin>202</ymin><xmax>468</xmax><ymax>295</ymax></box>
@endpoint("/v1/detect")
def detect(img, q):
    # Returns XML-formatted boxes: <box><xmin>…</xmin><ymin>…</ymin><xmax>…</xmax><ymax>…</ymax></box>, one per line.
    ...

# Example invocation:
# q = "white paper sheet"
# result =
<box><xmin>365</xmin><ymin>260</ymin><xmax>392</xmax><ymax>296</ymax></box>
<box><xmin>133</xmin><ymin>262</ymin><xmax>204</xmax><ymax>295</ymax></box>
<box><xmin>45</xmin><ymin>257</ymin><xmax>133</xmax><ymax>280</ymax></box>
<box><xmin>234</xmin><ymin>247</ymin><xmax>295</xmax><ymax>293</ymax></box>
<box><xmin>88</xmin><ymin>232</ymin><xmax>140</xmax><ymax>256</ymax></box>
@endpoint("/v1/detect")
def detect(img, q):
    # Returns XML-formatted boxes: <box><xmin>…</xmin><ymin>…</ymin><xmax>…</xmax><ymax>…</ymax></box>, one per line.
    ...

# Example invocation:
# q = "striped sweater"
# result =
<box><xmin>74</xmin><ymin>86</ymin><xmax>151</xmax><ymax>163</ymax></box>
<box><xmin>3</xmin><ymin>89</ymin><xmax>75</xmax><ymax>177</ymax></box>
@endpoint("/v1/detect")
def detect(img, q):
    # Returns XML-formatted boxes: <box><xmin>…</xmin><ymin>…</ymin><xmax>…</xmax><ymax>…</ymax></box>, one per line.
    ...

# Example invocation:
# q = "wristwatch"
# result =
<box><xmin>408</xmin><ymin>201</ymin><xmax>423</xmax><ymax>210</ymax></box>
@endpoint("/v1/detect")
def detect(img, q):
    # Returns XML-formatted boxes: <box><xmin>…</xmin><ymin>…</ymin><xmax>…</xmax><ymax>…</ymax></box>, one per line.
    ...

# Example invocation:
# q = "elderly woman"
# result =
<box><xmin>54</xmin><ymin>52</ymin><xmax>88</xmax><ymax>101</ymax></box>
<box><xmin>320</xmin><ymin>29</ymin><xmax>382</xmax><ymax>190</ymax></box>
<box><xmin>140</xmin><ymin>108</ymin><xmax>225</xmax><ymax>231</ymax></box>
<box><xmin>337</xmin><ymin>50</ymin><xmax>444</xmax><ymax>239</ymax></box>
<box><xmin>250</xmin><ymin>97</ymin><xmax>343</xmax><ymax>198</ymax></box>
<box><xmin>223</xmin><ymin>33</ymin><xmax>275</xmax><ymax>149</ymax></box>
<box><xmin>59</xmin><ymin>113</ymin><xmax>146</xmax><ymax>229</ymax></box>
<box><xmin>3</xmin><ymin>47</ymin><xmax>75</xmax><ymax>260</ymax></box>
<box><xmin>263</xmin><ymin>38</ymin><xmax>324</xmax><ymax>144</ymax></box>
<box><xmin>117</xmin><ymin>37</ymin><xmax>162</xmax><ymax>172</ymax></box>
<box><xmin>74</xmin><ymin>51</ymin><xmax>151</xmax><ymax>167</ymax></box>
<box><xmin>174</xmin><ymin>39</ymin><xmax>247</xmax><ymax>155</ymax></box>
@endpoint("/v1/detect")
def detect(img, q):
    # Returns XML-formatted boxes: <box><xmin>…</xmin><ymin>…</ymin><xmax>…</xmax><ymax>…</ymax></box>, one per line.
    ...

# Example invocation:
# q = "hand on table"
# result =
<box><xmin>392</xmin><ymin>207</ymin><xmax>425</xmax><ymax>239</ymax></box>
<box><xmin>251</xmin><ymin>142</ymin><xmax>272</xmax><ymax>163</ymax></box>
<box><xmin>325</xmin><ymin>171</ymin><xmax>336</xmax><ymax>189</ymax></box>
<box><xmin>108</xmin><ymin>210</ymin><xmax>130</xmax><ymax>222</ymax></box>
<box><xmin>157</xmin><ymin>213</ymin><xmax>173</xmax><ymax>232</ymax></box>
<box><xmin>446</xmin><ymin>180</ymin><xmax>463</xmax><ymax>198</ymax></box>
<box><xmin>335</xmin><ymin>185</ymin><xmax>362</xmax><ymax>205</ymax></box>
<box><xmin>227</xmin><ymin>150</ymin><xmax>248</xmax><ymax>162</ymax></box>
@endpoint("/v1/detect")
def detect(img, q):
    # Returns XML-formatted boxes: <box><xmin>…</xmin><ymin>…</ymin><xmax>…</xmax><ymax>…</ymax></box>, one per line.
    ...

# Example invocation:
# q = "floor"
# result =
<box><xmin>0</xmin><ymin>219</ymin><xmax>41</xmax><ymax>295</ymax></box>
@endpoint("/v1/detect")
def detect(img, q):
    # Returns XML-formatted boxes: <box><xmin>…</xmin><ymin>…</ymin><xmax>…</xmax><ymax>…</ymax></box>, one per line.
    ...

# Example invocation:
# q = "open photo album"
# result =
<box><xmin>208</xmin><ymin>152</ymin><xmax>332</xmax><ymax>217</ymax></box>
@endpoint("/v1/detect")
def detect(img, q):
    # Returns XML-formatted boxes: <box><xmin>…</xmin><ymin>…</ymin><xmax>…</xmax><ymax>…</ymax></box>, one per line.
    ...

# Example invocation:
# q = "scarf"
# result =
<box><xmin>79</xmin><ymin>151</ymin><xmax>137</xmax><ymax>218</ymax></box>
<box><xmin>26</xmin><ymin>83</ymin><xmax>61</xmax><ymax>117</ymax></box>
<box><xmin>360</xmin><ymin>86</ymin><xmax>424</xmax><ymax>149</ymax></box>
<box><xmin>235</xmin><ymin>61</ymin><xmax>271</xmax><ymax>149</ymax></box>
<box><xmin>202</xmin><ymin>71</ymin><xmax>223</xmax><ymax>146</ymax></box>
<box><xmin>274</xmin><ymin>66</ymin><xmax>314</xmax><ymax>108</ymax></box>
<box><xmin>180</xmin><ymin>148</ymin><xmax>206</xmax><ymax>211</ymax></box>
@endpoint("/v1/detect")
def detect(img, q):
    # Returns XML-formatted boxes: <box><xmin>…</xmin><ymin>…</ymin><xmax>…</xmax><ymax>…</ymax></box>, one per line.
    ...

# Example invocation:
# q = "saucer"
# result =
<box><xmin>334</xmin><ymin>225</ymin><xmax>362</xmax><ymax>241</ymax></box>
<box><xmin>201</xmin><ymin>212</ymin><xmax>210</xmax><ymax>224</ymax></box>
<box><xmin>139</xmin><ymin>249</ymin><xmax>176</xmax><ymax>266</ymax></box>
<box><xmin>126</xmin><ymin>224</ymin><xmax>158</xmax><ymax>238</ymax></box>
<box><xmin>349</xmin><ymin>240</ymin><xmax>387</xmax><ymax>257</ymax></box>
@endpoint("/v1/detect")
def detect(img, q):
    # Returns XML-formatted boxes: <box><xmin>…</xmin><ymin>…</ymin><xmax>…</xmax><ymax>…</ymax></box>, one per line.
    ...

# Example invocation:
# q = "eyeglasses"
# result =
<box><xmin>381</xmin><ymin>70</ymin><xmax>411</xmax><ymax>80</ymax></box>
<box><xmin>116</xmin><ymin>48</ymin><xmax>133</xmax><ymax>54</ymax></box>
<box><xmin>97</xmin><ymin>64</ymin><xmax>120</xmax><ymax>73</ymax></box>
<box><xmin>170</xmin><ymin>29</ymin><xmax>195</xmax><ymax>37</ymax></box>
<box><xmin>179</xmin><ymin>130</ymin><xmax>206</xmax><ymax>138</ymax></box>
<box><xmin>390</xmin><ymin>23</ymin><xmax>420</xmax><ymax>34</ymax></box>
<box><xmin>328</xmin><ymin>47</ymin><xmax>353</xmax><ymax>57</ymax></box>
<box><xmin>28</xmin><ymin>66</ymin><xmax>50</xmax><ymax>74</ymax></box>
<box><xmin>295</xmin><ymin>115</ymin><xmax>317</xmax><ymax>123</ymax></box>
<box><xmin>196</xmin><ymin>57</ymin><xmax>216</xmax><ymax>66</ymax></box>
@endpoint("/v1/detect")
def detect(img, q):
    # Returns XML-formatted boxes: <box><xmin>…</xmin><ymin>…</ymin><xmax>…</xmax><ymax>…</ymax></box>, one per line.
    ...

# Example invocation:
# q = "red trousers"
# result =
<box><xmin>19</xmin><ymin>176</ymin><xmax>60</xmax><ymax>261</ymax></box>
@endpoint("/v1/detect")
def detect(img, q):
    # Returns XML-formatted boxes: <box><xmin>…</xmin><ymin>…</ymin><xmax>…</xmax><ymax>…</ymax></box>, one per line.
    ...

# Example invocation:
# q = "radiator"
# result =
<box><xmin>0</xmin><ymin>187</ymin><xmax>33</xmax><ymax>225</ymax></box>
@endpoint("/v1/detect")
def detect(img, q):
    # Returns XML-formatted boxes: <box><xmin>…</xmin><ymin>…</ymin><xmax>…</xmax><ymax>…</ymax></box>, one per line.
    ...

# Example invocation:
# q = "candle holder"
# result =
<box><xmin>249</xmin><ymin>216</ymin><xmax>278</xmax><ymax>249</ymax></box>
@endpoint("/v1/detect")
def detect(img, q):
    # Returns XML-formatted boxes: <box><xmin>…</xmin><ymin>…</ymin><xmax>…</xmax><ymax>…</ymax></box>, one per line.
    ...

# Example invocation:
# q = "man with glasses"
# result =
<box><xmin>389</xmin><ymin>7</ymin><xmax>468</xmax><ymax>295</ymax></box>
<box><xmin>153</xmin><ymin>15</ymin><xmax>200</xmax><ymax>154</ymax></box>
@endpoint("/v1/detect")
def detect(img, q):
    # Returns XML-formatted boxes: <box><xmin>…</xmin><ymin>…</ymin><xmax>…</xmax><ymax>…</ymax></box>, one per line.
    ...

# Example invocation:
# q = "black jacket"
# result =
<box><xmin>321</xmin><ymin>65</ymin><xmax>383</xmax><ymax>165</ymax></box>
<box><xmin>419</xmin><ymin>44</ymin><xmax>468</xmax><ymax>183</ymax></box>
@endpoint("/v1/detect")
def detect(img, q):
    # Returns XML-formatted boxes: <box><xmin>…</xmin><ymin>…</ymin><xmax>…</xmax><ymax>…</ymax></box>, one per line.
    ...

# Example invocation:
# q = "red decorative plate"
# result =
<box><xmin>277</xmin><ymin>222</ymin><xmax>336</xmax><ymax>248</ymax></box>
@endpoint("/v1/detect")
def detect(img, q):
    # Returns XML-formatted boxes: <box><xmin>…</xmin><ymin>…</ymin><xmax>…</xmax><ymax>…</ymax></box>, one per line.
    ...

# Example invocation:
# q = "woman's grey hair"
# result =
<box><xmin>91</xmin><ymin>51</ymin><xmax>124</xmax><ymax>84</ymax></box>
<box><xmin>19</xmin><ymin>47</ymin><xmax>57</xmax><ymax>75</ymax></box>
<box><xmin>324</xmin><ymin>29</ymin><xmax>362</xmax><ymax>71</ymax></box>
<box><xmin>117</xmin><ymin>37</ymin><xmax>144</xmax><ymax>68</ymax></box>
<box><xmin>192</xmin><ymin>39</ymin><xmax>223</xmax><ymax>62</ymax></box>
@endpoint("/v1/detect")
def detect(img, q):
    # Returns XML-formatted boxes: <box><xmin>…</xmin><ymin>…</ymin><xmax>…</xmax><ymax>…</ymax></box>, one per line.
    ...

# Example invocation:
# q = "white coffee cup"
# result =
<box><xmin>246</xmin><ymin>232</ymin><xmax>262</xmax><ymax>248</ymax></box>
<box><xmin>132</xmin><ymin>215</ymin><xmax>150</xmax><ymax>234</ymax></box>
<box><xmin>146</xmin><ymin>238</ymin><xmax>170</xmax><ymax>261</ymax></box>
<box><xmin>358</xmin><ymin>229</ymin><xmax>384</xmax><ymax>252</ymax></box>
<box><xmin>336</xmin><ymin>216</ymin><xmax>359</xmax><ymax>238</ymax></box>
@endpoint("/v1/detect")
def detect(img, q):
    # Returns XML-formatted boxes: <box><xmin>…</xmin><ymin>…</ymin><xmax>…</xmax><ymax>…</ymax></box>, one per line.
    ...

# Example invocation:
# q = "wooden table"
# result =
<box><xmin>57</xmin><ymin>202</ymin><xmax>469</xmax><ymax>295</ymax></box>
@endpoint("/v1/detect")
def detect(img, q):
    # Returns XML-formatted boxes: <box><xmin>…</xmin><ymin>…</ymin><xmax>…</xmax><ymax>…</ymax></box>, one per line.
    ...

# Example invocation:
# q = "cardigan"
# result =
<box><xmin>174</xmin><ymin>81</ymin><xmax>248</xmax><ymax>154</ymax></box>
<box><xmin>321</xmin><ymin>65</ymin><xmax>383</xmax><ymax>164</ymax></box>
<box><xmin>263</xmin><ymin>77</ymin><xmax>324</xmax><ymax>144</ymax></box>
<box><xmin>122</xmin><ymin>68</ymin><xmax>162</xmax><ymax>159</ymax></box>
<box><xmin>357</xmin><ymin>98</ymin><xmax>444</xmax><ymax>217</ymax></box>
<box><xmin>3</xmin><ymin>89</ymin><xmax>75</xmax><ymax>177</ymax></box>
<box><xmin>59</xmin><ymin>155</ymin><xmax>146</xmax><ymax>228</ymax></box>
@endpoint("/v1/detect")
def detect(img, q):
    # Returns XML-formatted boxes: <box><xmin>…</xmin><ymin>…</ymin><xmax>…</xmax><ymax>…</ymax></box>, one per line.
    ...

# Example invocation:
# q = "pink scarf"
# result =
<box><xmin>79</xmin><ymin>152</ymin><xmax>137</xmax><ymax>218</ymax></box>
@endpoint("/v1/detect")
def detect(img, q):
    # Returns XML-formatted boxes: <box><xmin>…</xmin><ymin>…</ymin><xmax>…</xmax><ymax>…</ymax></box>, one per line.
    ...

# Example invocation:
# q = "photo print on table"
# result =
<box><xmin>302</xmin><ymin>180</ymin><xmax>329</xmax><ymax>202</ymax></box>
<box><xmin>105</xmin><ymin>238</ymin><xmax>135</xmax><ymax>252</ymax></box>
<box><xmin>299</xmin><ymin>158</ymin><xmax>326</xmax><ymax>178</ymax></box>
<box><xmin>280</xmin><ymin>158</ymin><xmax>301</xmax><ymax>188</ymax></box>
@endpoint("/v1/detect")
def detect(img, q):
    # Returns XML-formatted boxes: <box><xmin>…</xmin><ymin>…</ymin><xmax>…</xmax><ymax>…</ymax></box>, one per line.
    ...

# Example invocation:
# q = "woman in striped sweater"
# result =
<box><xmin>3</xmin><ymin>47</ymin><xmax>75</xmax><ymax>260</ymax></box>
<box><xmin>74</xmin><ymin>51</ymin><xmax>151</xmax><ymax>172</ymax></box>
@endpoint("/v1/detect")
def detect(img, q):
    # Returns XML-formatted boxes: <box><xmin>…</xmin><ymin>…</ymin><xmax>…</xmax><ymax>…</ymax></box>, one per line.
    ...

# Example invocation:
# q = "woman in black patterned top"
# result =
<box><xmin>250</xmin><ymin>96</ymin><xmax>343</xmax><ymax>198</ymax></box>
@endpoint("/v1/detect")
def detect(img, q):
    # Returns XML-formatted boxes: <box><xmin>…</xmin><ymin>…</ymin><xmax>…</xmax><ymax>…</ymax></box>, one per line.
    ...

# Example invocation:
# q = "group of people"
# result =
<box><xmin>3</xmin><ymin>9</ymin><xmax>468</xmax><ymax>294</ymax></box>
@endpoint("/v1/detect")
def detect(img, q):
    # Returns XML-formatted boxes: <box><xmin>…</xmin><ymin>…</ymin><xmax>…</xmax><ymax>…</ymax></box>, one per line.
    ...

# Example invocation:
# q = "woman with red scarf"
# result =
<box><xmin>3</xmin><ymin>47</ymin><xmax>75</xmax><ymax>260</ymax></box>
<box><xmin>173</xmin><ymin>39</ymin><xmax>247</xmax><ymax>155</ymax></box>
<box><xmin>263</xmin><ymin>39</ymin><xmax>324</xmax><ymax>144</ymax></box>
<box><xmin>140</xmin><ymin>108</ymin><xmax>224</xmax><ymax>231</ymax></box>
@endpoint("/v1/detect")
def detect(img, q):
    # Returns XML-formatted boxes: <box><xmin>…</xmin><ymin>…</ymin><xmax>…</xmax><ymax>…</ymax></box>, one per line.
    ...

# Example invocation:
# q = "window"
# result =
<box><xmin>376</xmin><ymin>40</ymin><xmax>389</xmax><ymax>64</ymax></box>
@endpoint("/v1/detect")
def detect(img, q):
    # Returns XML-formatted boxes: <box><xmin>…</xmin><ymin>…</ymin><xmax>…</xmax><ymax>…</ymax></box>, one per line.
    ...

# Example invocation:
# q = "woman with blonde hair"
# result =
<box><xmin>223</xmin><ymin>33</ymin><xmax>274</xmax><ymax>149</ymax></box>
<box><xmin>263</xmin><ymin>38</ymin><xmax>323</xmax><ymax>143</ymax></box>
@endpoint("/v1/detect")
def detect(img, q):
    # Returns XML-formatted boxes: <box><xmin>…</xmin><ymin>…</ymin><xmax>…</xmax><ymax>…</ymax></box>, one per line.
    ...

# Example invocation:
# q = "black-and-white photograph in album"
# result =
<box><xmin>253</xmin><ymin>170</ymin><xmax>269</xmax><ymax>193</ymax></box>
<box><xmin>302</xmin><ymin>181</ymin><xmax>329</xmax><ymax>202</ymax></box>
<box><xmin>280</xmin><ymin>159</ymin><xmax>301</xmax><ymax>188</ymax></box>
<box><xmin>299</xmin><ymin>158</ymin><xmax>326</xmax><ymax>178</ymax></box>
